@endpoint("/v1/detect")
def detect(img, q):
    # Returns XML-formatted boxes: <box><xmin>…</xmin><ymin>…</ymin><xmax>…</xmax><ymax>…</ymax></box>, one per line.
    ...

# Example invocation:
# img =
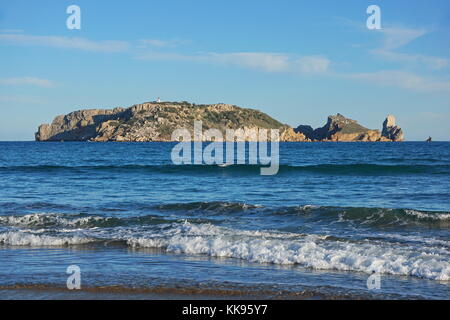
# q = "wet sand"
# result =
<box><xmin>0</xmin><ymin>284</ymin><xmax>357</xmax><ymax>300</ymax></box>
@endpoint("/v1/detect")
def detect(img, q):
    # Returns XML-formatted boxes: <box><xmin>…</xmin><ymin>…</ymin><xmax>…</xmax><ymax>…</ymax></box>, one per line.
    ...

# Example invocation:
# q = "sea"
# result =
<box><xmin>0</xmin><ymin>141</ymin><xmax>449</xmax><ymax>299</ymax></box>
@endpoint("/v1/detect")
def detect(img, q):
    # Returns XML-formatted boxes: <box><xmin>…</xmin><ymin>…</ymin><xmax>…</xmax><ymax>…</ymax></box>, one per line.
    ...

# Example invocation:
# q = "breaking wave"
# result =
<box><xmin>1</xmin><ymin>222</ymin><xmax>447</xmax><ymax>281</ymax></box>
<box><xmin>0</xmin><ymin>213</ymin><xmax>113</xmax><ymax>228</ymax></box>
<box><xmin>126</xmin><ymin>222</ymin><xmax>450</xmax><ymax>281</ymax></box>
<box><xmin>153</xmin><ymin>202</ymin><xmax>450</xmax><ymax>228</ymax></box>
<box><xmin>1</xmin><ymin>202</ymin><xmax>449</xmax><ymax>230</ymax></box>
<box><xmin>0</xmin><ymin>231</ymin><xmax>94</xmax><ymax>246</ymax></box>
<box><xmin>0</xmin><ymin>213</ymin><xmax>177</xmax><ymax>229</ymax></box>
<box><xmin>275</xmin><ymin>206</ymin><xmax>450</xmax><ymax>228</ymax></box>
<box><xmin>154</xmin><ymin>201</ymin><xmax>262</xmax><ymax>213</ymax></box>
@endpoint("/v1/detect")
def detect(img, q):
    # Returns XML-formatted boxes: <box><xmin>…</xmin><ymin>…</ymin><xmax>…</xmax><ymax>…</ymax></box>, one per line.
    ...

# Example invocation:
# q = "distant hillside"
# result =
<box><xmin>35</xmin><ymin>101</ymin><xmax>305</xmax><ymax>142</ymax></box>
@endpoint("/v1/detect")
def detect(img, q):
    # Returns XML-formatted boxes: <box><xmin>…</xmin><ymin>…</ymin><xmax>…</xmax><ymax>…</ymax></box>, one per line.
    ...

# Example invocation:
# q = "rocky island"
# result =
<box><xmin>295</xmin><ymin>113</ymin><xmax>404</xmax><ymax>142</ymax></box>
<box><xmin>35</xmin><ymin>101</ymin><xmax>404</xmax><ymax>142</ymax></box>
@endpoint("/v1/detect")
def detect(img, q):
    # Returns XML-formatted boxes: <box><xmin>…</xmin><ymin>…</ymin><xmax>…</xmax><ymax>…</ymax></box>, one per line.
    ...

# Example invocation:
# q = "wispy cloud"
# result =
<box><xmin>379</xmin><ymin>27</ymin><xmax>427</xmax><ymax>50</ymax></box>
<box><xmin>139</xmin><ymin>39</ymin><xmax>188</xmax><ymax>48</ymax></box>
<box><xmin>208</xmin><ymin>52</ymin><xmax>291</xmax><ymax>72</ymax></box>
<box><xmin>2</xmin><ymin>30</ymin><xmax>447</xmax><ymax>94</ymax></box>
<box><xmin>372</xmin><ymin>49</ymin><xmax>449</xmax><ymax>70</ymax></box>
<box><xmin>346</xmin><ymin>70</ymin><xmax>450</xmax><ymax>93</ymax></box>
<box><xmin>0</xmin><ymin>29</ymin><xmax>24</xmax><ymax>34</ymax></box>
<box><xmin>0</xmin><ymin>77</ymin><xmax>56</xmax><ymax>88</ymax></box>
<box><xmin>0</xmin><ymin>31</ymin><xmax>329</xmax><ymax>74</ymax></box>
<box><xmin>0</xmin><ymin>95</ymin><xmax>47</xmax><ymax>104</ymax></box>
<box><xmin>296</xmin><ymin>56</ymin><xmax>330</xmax><ymax>73</ymax></box>
<box><xmin>371</xmin><ymin>26</ymin><xmax>449</xmax><ymax>70</ymax></box>
<box><xmin>0</xmin><ymin>33</ymin><xmax>129</xmax><ymax>52</ymax></box>
<box><xmin>0</xmin><ymin>32</ymin><xmax>194</xmax><ymax>53</ymax></box>
<box><xmin>340</xmin><ymin>25</ymin><xmax>450</xmax><ymax>92</ymax></box>
<box><xmin>138</xmin><ymin>51</ymin><xmax>330</xmax><ymax>74</ymax></box>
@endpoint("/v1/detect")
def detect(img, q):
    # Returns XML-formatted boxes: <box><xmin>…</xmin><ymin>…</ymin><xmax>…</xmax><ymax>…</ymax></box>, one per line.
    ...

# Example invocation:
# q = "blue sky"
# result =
<box><xmin>0</xmin><ymin>0</ymin><xmax>449</xmax><ymax>140</ymax></box>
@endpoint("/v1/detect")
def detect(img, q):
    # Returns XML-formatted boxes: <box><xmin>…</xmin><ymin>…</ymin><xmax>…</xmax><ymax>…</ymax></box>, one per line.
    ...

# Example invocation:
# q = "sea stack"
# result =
<box><xmin>381</xmin><ymin>115</ymin><xmax>404</xmax><ymax>142</ymax></box>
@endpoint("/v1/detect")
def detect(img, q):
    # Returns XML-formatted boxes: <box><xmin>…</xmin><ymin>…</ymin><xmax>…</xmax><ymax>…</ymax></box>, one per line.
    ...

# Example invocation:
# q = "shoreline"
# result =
<box><xmin>0</xmin><ymin>284</ymin><xmax>380</xmax><ymax>300</ymax></box>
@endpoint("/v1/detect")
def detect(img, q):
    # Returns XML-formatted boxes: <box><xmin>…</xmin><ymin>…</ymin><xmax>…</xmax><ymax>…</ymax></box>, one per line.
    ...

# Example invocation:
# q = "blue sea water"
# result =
<box><xmin>0</xmin><ymin>141</ymin><xmax>449</xmax><ymax>299</ymax></box>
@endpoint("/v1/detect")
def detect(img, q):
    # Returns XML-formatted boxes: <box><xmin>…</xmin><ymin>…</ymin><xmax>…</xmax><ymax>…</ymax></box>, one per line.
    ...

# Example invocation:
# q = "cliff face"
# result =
<box><xmin>35</xmin><ymin>108</ymin><xmax>126</xmax><ymax>141</ymax></box>
<box><xmin>295</xmin><ymin>114</ymin><xmax>404</xmax><ymax>142</ymax></box>
<box><xmin>35</xmin><ymin>101</ymin><xmax>302</xmax><ymax>142</ymax></box>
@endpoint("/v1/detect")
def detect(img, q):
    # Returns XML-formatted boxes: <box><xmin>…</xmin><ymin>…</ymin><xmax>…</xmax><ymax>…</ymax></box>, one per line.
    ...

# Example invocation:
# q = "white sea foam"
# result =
<box><xmin>127</xmin><ymin>222</ymin><xmax>450</xmax><ymax>281</ymax></box>
<box><xmin>0</xmin><ymin>213</ymin><xmax>110</xmax><ymax>228</ymax></box>
<box><xmin>0</xmin><ymin>231</ymin><xmax>93</xmax><ymax>246</ymax></box>
<box><xmin>404</xmin><ymin>209</ymin><xmax>450</xmax><ymax>220</ymax></box>
<box><xmin>380</xmin><ymin>233</ymin><xmax>450</xmax><ymax>248</ymax></box>
<box><xmin>1</xmin><ymin>220</ymin><xmax>448</xmax><ymax>281</ymax></box>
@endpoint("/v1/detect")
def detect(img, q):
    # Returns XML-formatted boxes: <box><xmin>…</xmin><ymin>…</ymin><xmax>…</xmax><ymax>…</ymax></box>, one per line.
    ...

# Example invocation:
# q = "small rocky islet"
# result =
<box><xmin>35</xmin><ymin>101</ymin><xmax>404</xmax><ymax>142</ymax></box>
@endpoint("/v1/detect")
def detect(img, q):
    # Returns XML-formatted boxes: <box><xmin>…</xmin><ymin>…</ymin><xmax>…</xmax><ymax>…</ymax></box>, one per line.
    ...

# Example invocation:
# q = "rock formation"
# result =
<box><xmin>295</xmin><ymin>113</ymin><xmax>404</xmax><ymax>142</ymax></box>
<box><xmin>35</xmin><ymin>108</ymin><xmax>126</xmax><ymax>141</ymax></box>
<box><xmin>36</xmin><ymin>101</ymin><xmax>300</xmax><ymax>142</ymax></box>
<box><xmin>381</xmin><ymin>115</ymin><xmax>404</xmax><ymax>142</ymax></box>
<box><xmin>36</xmin><ymin>101</ymin><xmax>404</xmax><ymax>142</ymax></box>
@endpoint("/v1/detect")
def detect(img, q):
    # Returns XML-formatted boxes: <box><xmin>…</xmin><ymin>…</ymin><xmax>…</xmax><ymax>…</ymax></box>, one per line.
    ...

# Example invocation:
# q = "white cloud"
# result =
<box><xmin>0</xmin><ymin>29</ymin><xmax>24</xmax><ymax>34</ymax></box>
<box><xmin>380</xmin><ymin>27</ymin><xmax>427</xmax><ymax>50</ymax></box>
<box><xmin>139</xmin><ymin>39</ymin><xmax>187</xmax><ymax>48</ymax></box>
<box><xmin>209</xmin><ymin>53</ymin><xmax>330</xmax><ymax>74</ymax></box>
<box><xmin>138</xmin><ymin>51</ymin><xmax>330</xmax><ymax>74</ymax></box>
<box><xmin>0</xmin><ymin>33</ymin><xmax>129</xmax><ymax>52</ymax></box>
<box><xmin>346</xmin><ymin>70</ymin><xmax>450</xmax><ymax>93</ymax></box>
<box><xmin>370</xmin><ymin>26</ymin><xmax>449</xmax><ymax>70</ymax></box>
<box><xmin>372</xmin><ymin>49</ymin><xmax>449</xmax><ymax>70</ymax></box>
<box><xmin>296</xmin><ymin>56</ymin><xmax>330</xmax><ymax>73</ymax></box>
<box><xmin>207</xmin><ymin>52</ymin><xmax>290</xmax><ymax>72</ymax></box>
<box><xmin>0</xmin><ymin>77</ymin><xmax>55</xmax><ymax>88</ymax></box>
<box><xmin>343</xmin><ymin>25</ymin><xmax>450</xmax><ymax>92</ymax></box>
<box><xmin>140</xmin><ymin>39</ymin><xmax>170</xmax><ymax>47</ymax></box>
<box><xmin>0</xmin><ymin>31</ymin><xmax>329</xmax><ymax>74</ymax></box>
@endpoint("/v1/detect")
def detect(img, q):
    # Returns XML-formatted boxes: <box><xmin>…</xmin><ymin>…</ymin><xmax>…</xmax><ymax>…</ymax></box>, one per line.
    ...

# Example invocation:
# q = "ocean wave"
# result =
<box><xmin>0</xmin><ymin>213</ymin><xmax>175</xmax><ymax>229</ymax></box>
<box><xmin>0</xmin><ymin>213</ymin><xmax>116</xmax><ymax>228</ymax></box>
<box><xmin>274</xmin><ymin>206</ymin><xmax>450</xmax><ymax>228</ymax></box>
<box><xmin>1</xmin><ymin>163</ymin><xmax>450</xmax><ymax>175</ymax></box>
<box><xmin>404</xmin><ymin>209</ymin><xmax>450</xmax><ymax>221</ymax></box>
<box><xmin>153</xmin><ymin>201</ymin><xmax>450</xmax><ymax>228</ymax></box>
<box><xmin>1</xmin><ymin>222</ymin><xmax>448</xmax><ymax>281</ymax></box>
<box><xmin>126</xmin><ymin>222</ymin><xmax>450</xmax><ymax>281</ymax></box>
<box><xmin>2</xmin><ymin>203</ymin><xmax>448</xmax><ymax>231</ymax></box>
<box><xmin>154</xmin><ymin>201</ymin><xmax>262</xmax><ymax>213</ymax></box>
<box><xmin>0</xmin><ymin>231</ymin><xmax>93</xmax><ymax>246</ymax></box>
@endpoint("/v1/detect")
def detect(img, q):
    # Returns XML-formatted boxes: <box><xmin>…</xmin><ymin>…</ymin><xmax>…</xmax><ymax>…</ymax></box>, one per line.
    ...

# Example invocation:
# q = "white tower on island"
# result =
<box><xmin>156</xmin><ymin>97</ymin><xmax>161</xmax><ymax>103</ymax></box>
